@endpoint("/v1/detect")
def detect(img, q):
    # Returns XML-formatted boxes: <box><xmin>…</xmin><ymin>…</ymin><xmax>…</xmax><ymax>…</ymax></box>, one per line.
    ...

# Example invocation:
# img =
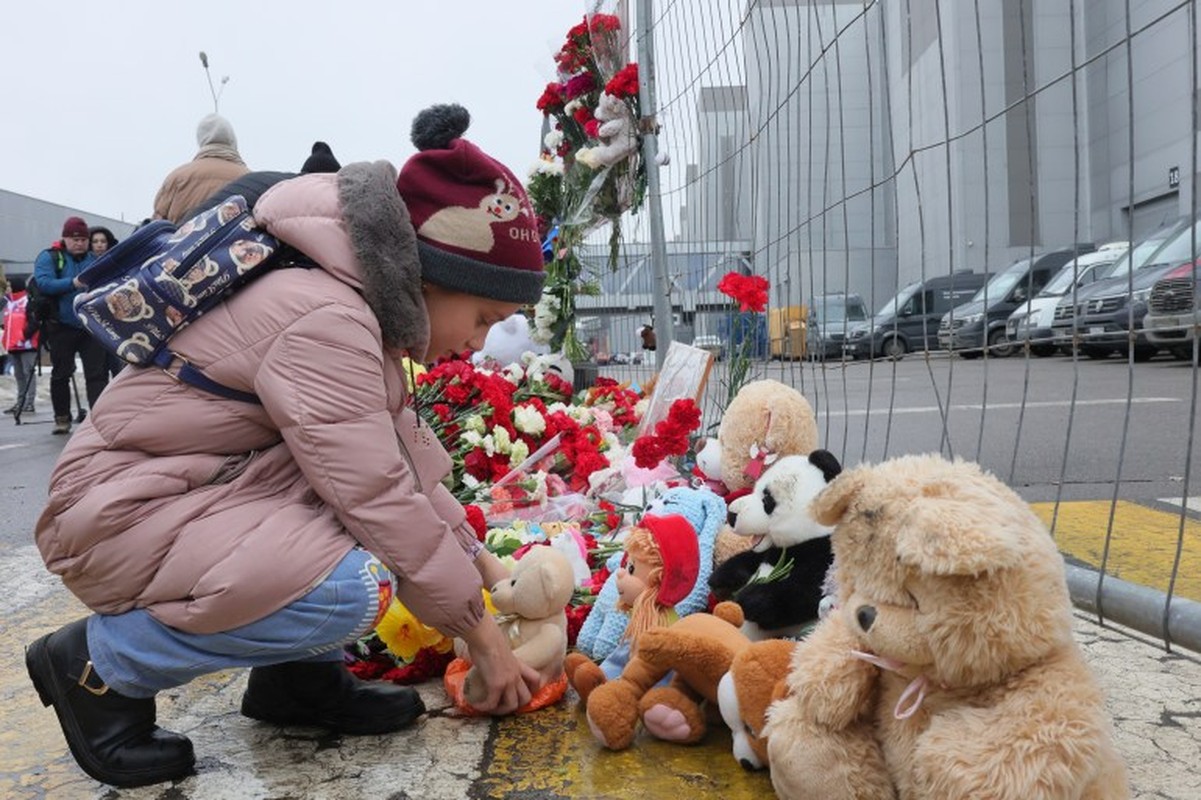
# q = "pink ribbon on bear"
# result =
<box><xmin>849</xmin><ymin>650</ymin><xmax>934</xmax><ymax>720</ymax></box>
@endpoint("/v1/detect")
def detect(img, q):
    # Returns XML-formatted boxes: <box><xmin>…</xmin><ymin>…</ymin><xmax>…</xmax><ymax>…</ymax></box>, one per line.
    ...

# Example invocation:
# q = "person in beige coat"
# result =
<box><xmin>26</xmin><ymin>105</ymin><xmax>547</xmax><ymax>788</ymax></box>
<box><xmin>152</xmin><ymin>113</ymin><xmax>250</xmax><ymax>223</ymax></box>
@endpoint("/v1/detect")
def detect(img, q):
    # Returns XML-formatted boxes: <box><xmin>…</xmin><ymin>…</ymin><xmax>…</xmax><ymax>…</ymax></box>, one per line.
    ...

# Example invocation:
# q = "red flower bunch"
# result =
<box><xmin>584</xmin><ymin>378</ymin><xmax>643</xmax><ymax>428</ymax></box>
<box><xmin>536</xmin><ymin>82</ymin><xmax>566</xmax><ymax>113</ymax></box>
<box><xmin>604</xmin><ymin>63</ymin><xmax>640</xmax><ymax>99</ymax></box>
<box><xmin>717</xmin><ymin>272</ymin><xmax>770</xmax><ymax>313</ymax></box>
<box><xmin>464</xmin><ymin>504</ymin><xmax>487</xmax><ymax>542</ymax></box>
<box><xmin>631</xmin><ymin>399</ymin><xmax>702</xmax><ymax>469</ymax></box>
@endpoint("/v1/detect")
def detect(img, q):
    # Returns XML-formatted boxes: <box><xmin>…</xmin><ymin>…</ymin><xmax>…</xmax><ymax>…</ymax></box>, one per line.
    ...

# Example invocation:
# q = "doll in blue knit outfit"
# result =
<box><xmin>566</xmin><ymin>488</ymin><xmax>725</xmax><ymax>700</ymax></box>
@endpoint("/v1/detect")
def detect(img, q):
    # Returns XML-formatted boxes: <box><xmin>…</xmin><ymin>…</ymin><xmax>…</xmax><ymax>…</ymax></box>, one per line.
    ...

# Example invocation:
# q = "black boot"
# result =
<box><xmin>241</xmin><ymin>660</ymin><xmax>425</xmax><ymax>735</ymax></box>
<box><xmin>25</xmin><ymin>618</ymin><xmax>195</xmax><ymax>788</ymax></box>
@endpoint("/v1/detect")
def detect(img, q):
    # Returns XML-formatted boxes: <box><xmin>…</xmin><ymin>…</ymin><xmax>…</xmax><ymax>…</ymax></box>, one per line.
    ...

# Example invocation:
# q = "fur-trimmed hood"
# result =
<box><xmin>253</xmin><ymin>161</ymin><xmax>430</xmax><ymax>360</ymax></box>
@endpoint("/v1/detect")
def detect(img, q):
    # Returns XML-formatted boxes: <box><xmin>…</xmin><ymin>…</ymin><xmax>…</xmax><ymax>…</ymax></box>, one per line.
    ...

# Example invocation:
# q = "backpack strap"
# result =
<box><xmin>152</xmin><ymin>350</ymin><xmax>262</xmax><ymax>405</ymax></box>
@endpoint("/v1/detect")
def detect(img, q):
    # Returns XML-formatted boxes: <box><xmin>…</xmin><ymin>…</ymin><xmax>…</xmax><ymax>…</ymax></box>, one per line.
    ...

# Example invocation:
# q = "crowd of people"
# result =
<box><xmin>17</xmin><ymin>103</ymin><xmax>554</xmax><ymax>790</ymax></box>
<box><xmin>2</xmin><ymin>115</ymin><xmax>342</xmax><ymax>433</ymax></box>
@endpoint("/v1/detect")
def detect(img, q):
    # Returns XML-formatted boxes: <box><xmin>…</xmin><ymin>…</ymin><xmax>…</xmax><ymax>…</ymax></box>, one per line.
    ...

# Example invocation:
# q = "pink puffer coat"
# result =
<box><xmin>36</xmin><ymin>161</ymin><xmax>485</xmax><ymax>636</ymax></box>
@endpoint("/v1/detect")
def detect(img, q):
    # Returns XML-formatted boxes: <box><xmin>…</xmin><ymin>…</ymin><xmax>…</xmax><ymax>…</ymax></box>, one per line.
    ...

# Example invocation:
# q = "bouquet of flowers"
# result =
<box><xmin>345</xmin><ymin>357</ymin><xmax>710</xmax><ymax>686</ymax></box>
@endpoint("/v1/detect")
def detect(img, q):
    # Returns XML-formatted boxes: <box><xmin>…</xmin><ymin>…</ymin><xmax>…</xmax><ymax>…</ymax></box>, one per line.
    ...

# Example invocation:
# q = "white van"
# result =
<box><xmin>1006</xmin><ymin>242</ymin><xmax>1128</xmax><ymax>355</ymax></box>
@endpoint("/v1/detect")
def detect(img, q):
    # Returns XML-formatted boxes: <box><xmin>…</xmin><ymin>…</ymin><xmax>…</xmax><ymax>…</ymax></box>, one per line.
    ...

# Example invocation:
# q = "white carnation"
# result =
<box><xmin>513</xmin><ymin>405</ymin><xmax>547</xmax><ymax>436</ymax></box>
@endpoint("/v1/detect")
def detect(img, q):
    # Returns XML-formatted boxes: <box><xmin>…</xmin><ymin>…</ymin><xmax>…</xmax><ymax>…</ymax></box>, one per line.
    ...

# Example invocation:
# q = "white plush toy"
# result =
<box><xmin>576</xmin><ymin>93</ymin><xmax>639</xmax><ymax>170</ymax></box>
<box><xmin>472</xmin><ymin>312</ymin><xmax>549</xmax><ymax>368</ymax></box>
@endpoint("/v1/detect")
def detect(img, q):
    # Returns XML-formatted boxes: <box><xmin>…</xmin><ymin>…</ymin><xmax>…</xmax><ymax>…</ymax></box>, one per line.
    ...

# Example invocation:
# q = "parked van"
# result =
<box><xmin>1072</xmin><ymin>217</ymin><xmax>1201</xmax><ymax>359</ymax></box>
<box><xmin>1005</xmin><ymin>242</ymin><xmax>1128</xmax><ymax>356</ymax></box>
<box><xmin>844</xmin><ymin>272</ymin><xmax>988</xmax><ymax>360</ymax></box>
<box><xmin>1144</xmin><ymin>259</ymin><xmax>1201</xmax><ymax>362</ymax></box>
<box><xmin>939</xmin><ymin>245</ymin><xmax>1094</xmax><ymax>358</ymax></box>
<box><xmin>1049</xmin><ymin>219</ymin><xmax>1189</xmax><ymax>350</ymax></box>
<box><xmin>805</xmin><ymin>293</ymin><xmax>868</xmax><ymax>360</ymax></box>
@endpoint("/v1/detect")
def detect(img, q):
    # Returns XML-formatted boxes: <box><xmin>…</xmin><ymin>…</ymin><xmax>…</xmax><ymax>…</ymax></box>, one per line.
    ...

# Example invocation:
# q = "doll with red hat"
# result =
<box><xmin>565</xmin><ymin>514</ymin><xmax>699</xmax><ymax>702</ymax></box>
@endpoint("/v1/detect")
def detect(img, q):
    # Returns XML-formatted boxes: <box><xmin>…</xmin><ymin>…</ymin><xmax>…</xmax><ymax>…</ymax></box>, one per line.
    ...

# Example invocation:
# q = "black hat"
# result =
<box><xmin>300</xmin><ymin>141</ymin><xmax>341</xmax><ymax>174</ymax></box>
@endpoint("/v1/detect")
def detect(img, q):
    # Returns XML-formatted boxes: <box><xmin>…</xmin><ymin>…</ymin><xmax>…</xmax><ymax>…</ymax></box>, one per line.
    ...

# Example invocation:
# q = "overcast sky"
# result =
<box><xmin>0</xmin><ymin>1</ymin><xmax>586</xmax><ymax>224</ymax></box>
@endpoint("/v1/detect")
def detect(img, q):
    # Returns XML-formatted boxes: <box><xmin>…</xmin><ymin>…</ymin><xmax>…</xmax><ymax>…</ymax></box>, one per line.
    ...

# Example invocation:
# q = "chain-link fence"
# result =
<box><xmin>577</xmin><ymin>0</ymin><xmax>1201</xmax><ymax>651</ymax></box>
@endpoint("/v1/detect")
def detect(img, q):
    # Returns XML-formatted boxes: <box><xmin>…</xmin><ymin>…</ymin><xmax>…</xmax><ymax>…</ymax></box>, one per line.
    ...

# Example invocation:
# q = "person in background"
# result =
<box><xmin>33</xmin><ymin>216</ymin><xmax>108</xmax><ymax>434</ymax></box>
<box><xmin>153</xmin><ymin>114</ymin><xmax>249</xmax><ymax>223</ymax></box>
<box><xmin>26</xmin><ymin>104</ymin><xmax>545</xmax><ymax>788</ymax></box>
<box><xmin>179</xmin><ymin>140</ymin><xmax>343</xmax><ymax>222</ymax></box>
<box><xmin>89</xmin><ymin>227</ymin><xmax>125</xmax><ymax>378</ymax></box>
<box><xmin>89</xmin><ymin>227</ymin><xmax>118</xmax><ymax>257</ymax></box>
<box><xmin>3</xmin><ymin>276</ymin><xmax>39</xmax><ymax>415</ymax></box>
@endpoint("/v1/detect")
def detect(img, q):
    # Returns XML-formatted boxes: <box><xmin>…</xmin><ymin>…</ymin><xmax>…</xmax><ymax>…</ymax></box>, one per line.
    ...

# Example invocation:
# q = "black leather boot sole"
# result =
<box><xmin>241</xmin><ymin>660</ymin><xmax>425</xmax><ymax>736</ymax></box>
<box><xmin>25</xmin><ymin>619</ymin><xmax>195</xmax><ymax>788</ymax></box>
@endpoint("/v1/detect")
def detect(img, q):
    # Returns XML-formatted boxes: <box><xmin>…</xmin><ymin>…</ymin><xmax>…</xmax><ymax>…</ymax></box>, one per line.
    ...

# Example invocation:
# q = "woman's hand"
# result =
<box><xmin>459</xmin><ymin>615</ymin><xmax>542</xmax><ymax>714</ymax></box>
<box><xmin>473</xmin><ymin>550</ymin><xmax>511</xmax><ymax>591</ymax></box>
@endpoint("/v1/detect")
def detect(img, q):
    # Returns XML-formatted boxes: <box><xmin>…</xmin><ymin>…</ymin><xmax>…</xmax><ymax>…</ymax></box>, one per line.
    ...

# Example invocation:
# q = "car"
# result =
<box><xmin>693</xmin><ymin>335</ymin><xmax>725</xmax><ymax>360</ymax></box>
<box><xmin>1005</xmin><ymin>243</ymin><xmax>1128</xmax><ymax>356</ymax></box>
<box><xmin>1144</xmin><ymin>260</ymin><xmax>1201</xmax><ymax>362</ymax></box>
<box><xmin>845</xmin><ymin>272</ymin><xmax>989</xmax><ymax>360</ymax></box>
<box><xmin>1071</xmin><ymin>218</ymin><xmax>1201</xmax><ymax>360</ymax></box>
<box><xmin>939</xmin><ymin>246</ymin><xmax>1094</xmax><ymax>358</ymax></box>
<box><xmin>805</xmin><ymin>293</ymin><xmax>869</xmax><ymax>360</ymax></box>
<box><xmin>1049</xmin><ymin>219</ymin><xmax>1189</xmax><ymax>352</ymax></box>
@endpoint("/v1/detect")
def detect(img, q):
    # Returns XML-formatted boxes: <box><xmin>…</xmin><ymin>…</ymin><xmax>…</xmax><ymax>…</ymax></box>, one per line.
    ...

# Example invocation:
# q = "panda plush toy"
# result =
<box><xmin>708</xmin><ymin>450</ymin><xmax>841</xmax><ymax>640</ymax></box>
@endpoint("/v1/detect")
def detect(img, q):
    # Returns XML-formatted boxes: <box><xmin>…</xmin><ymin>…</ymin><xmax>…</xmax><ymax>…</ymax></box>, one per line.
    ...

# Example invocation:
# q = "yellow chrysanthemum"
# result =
<box><xmin>376</xmin><ymin>589</ymin><xmax>497</xmax><ymax>662</ymax></box>
<box><xmin>401</xmin><ymin>358</ymin><xmax>428</xmax><ymax>392</ymax></box>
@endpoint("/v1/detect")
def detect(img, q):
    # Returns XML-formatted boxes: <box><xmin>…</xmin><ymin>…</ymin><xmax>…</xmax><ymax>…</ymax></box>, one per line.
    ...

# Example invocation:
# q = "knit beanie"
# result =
<box><xmin>395</xmin><ymin>104</ymin><xmax>545</xmax><ymax>305</ymax></box>
<box><xmin>61</xmin><ymin>216</ymin><xmax>89</xmax><ymax>238</ymax></box>
<box><xmin>301</xmin><ymin>141</ymin><xmax>341</xmax><ymax>174</ymax></box>
<box><xmin>641</xmin><ymin>514</ymin><xmax>701</xmax><ymax>607</ymax></box>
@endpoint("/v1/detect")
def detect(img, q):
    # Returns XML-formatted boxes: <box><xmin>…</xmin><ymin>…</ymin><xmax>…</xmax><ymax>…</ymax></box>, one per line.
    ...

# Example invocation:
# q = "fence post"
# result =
<box><xmin>635</xmin><ymin>0</ymin><xmax>674</xmax><ymax>370</ymax></box>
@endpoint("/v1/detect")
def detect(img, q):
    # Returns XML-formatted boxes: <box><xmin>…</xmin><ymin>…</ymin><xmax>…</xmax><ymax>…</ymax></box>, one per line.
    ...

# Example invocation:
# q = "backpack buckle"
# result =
<box><xmin>159</xmin><ymin>351</ymin><xmax>191</xmax><ymax>384</ymax></box>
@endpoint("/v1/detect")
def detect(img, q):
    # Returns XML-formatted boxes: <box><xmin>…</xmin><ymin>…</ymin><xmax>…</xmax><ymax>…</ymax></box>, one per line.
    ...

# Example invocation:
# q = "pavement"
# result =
<box><xmin>2</xmin><ymin>371</ymin><xmax>1200</xmax><ymax>798</ymax></box>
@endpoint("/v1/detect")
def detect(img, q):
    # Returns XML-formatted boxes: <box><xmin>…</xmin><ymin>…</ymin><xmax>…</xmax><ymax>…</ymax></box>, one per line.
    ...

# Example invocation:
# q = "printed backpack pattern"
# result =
<box><xmin>74</xmin><ymin>196</ymin><xmax>278</xmax><ymax>367</ymax></box>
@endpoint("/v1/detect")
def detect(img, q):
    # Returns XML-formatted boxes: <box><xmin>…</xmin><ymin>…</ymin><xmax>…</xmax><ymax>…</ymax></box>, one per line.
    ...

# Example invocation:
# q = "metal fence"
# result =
<box><xmin>580</xmin><ymin>0</ymin><xmax>1201</xmax><ymax>651</ymax></box>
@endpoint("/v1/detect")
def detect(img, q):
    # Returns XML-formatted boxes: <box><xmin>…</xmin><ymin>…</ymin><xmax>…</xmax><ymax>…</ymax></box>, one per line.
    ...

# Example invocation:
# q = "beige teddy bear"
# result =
<box><xmin>765</xmin><ymin>454</ymin><xmax>1128</xmax><ymax>800</ymax></box>
<box><xmin>696</xmin><ymin>379</ymin><xmax>819</xmax><ymax>564</ymax></box>
<box><xmin>456</xmin><ymin>545</ymin><xmax>576</xmax><ymax>706</ymax></box>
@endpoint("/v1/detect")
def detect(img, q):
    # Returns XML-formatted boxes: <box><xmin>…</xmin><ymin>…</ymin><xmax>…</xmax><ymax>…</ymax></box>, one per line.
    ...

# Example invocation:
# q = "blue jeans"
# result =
<box><xmin>87</xmin><ymin>549</ymin><xmax>392</xmax><ymax>698</ymax></box>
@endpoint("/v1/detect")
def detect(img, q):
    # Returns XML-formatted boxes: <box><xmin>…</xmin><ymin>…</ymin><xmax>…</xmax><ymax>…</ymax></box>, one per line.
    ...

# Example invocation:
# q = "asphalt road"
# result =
<box><xmin>612</xmin><ymin>349</ymin><xmax>1201</xmax><ymax>505</ymax></box>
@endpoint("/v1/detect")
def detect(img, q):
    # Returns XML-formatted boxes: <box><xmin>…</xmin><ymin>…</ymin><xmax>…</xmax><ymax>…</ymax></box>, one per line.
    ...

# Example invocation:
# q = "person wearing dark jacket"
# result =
<box><xmin>33</xmin><ymin>216</ymin><xmax>108</xmax><ymax>434</ymax></box>
<box><xmin>180</xmin><ymin>141</ymin><xmax>342</xmax><ymax>221</ymax></box>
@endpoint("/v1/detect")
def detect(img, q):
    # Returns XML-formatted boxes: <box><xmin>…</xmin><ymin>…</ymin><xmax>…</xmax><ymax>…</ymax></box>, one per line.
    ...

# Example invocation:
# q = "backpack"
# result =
<box><xmin>73</xmin><ymin>195</ymin><xmax>300</xmax><ymax>403</ymax></box>
<box><xmin>26</xmin><ymin>245</ymin><xmax>66</xmax><ymax>332</ymax></box>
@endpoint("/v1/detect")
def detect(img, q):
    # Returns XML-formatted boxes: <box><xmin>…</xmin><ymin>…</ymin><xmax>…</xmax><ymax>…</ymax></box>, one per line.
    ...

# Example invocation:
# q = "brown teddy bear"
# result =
<box><xmin>583</xmin><ymin>601</ymin><xmax>749</xmax><ymax>750</ymax></box>
<box><xmin>694</xmin><ymin>379</ymin><xmax>819</xmax><ymax>565</ymax></box>
<box><xmin>765</xmin><ymin>454</ymin><xmax>1128</xmax><ymax>800</ymax></box>
<box><xmin>454</xmin><ymin>545</ymin><xmax>576</xmax><ymax>707</ymax></box>
<box><xmin>716</xmin><ymin>638</ymin><xmax>795</xmax><ymax>770</ymax></box>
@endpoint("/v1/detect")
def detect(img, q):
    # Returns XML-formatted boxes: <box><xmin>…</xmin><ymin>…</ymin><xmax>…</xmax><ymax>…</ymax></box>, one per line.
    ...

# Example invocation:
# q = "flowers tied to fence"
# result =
<box><xmin>716</xmin><ymin>271</ymin><xmax>770</xmax><ymax>413</ymax></box>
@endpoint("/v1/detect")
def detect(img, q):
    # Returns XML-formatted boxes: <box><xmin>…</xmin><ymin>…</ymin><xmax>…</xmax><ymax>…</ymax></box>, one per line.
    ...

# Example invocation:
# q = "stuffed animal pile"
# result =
<box><xmin>765</xmin><ymin>454</ymin><xmax>1128</xmax><ymax>800</ymax></box>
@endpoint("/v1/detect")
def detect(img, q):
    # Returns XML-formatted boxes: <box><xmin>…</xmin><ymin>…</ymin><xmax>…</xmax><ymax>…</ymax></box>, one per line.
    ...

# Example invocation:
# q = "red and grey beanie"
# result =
<box><xmin>641</xmin><ymin>514</ymin><xmax>701</xmax><ymax>607</ymax></box>
<box><xmin>395</xmin><ymin>104</ymin><xmax>545</xmax><ymax>305</ymax></box>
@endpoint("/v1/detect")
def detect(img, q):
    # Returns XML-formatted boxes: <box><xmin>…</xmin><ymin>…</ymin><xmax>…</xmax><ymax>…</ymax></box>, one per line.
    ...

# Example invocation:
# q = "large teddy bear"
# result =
<box><xmin>765</xmin><ymin>454</ymin><xmax>1128</xmax><ymax>800</ymax></box>
<box><xmin>694</xmin><ymin>379</ymin><xmax>820</xmax><ymax>565</ymax></box>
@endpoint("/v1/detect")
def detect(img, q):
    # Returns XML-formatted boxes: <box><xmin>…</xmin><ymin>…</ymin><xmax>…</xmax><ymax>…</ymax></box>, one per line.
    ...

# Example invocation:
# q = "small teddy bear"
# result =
<box><xmin>709</xmin><ymin>450</ymin><xmax>841</xmax><ymax>640</ymax></box>
<box><xmin>575</xmin><ymin>92</ymin><xmax>639</xmax><ymax>170</ymax></box>
<box><xmin>454</xmin><ymin>545</ymin><xmax>576</xmax><ymax>707</ymax></box>
<box><xmin>694</xmin><ymin>380</ymin><xmax>820</xmax><ymax>565</ymax></box>
<box><xmin>764</xmin><ymin>454</ymin><xmax>1128</xmax><ymax>800</ymax></box>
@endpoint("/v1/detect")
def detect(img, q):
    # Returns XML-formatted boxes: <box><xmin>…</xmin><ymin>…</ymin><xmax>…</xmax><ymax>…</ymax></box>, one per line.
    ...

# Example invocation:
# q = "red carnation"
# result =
<box><xmin>536</xmin><ymin>82</ymin><xmax>566</xmax><ymax>113</ymax></box>
<box><xmin>717</xmin><ymin>272</ymin><xmax>770</xmax><ymax>313</ymax></box>
<box><xmin>604</xmin><ymin>63</ymin><xmax>640</xmax><ymax>99</ymax></box>
<box><xmin>464</xmin><ymin>505</ymin><xmax>487</xmax><ymax>542</ymax></box>
<box><xmin>564</xmin><ymin>72</ymin><xmax>596</xmax><ymax>101</ymax></box>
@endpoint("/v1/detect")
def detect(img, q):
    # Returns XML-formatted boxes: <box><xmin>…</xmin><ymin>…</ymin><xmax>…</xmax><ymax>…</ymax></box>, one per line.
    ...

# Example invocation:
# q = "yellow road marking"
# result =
<box><xmin>481</xmin><ymin>691</ymin><xmax>772</xmax><ymax>799</ymax></box>
<box><xmin>1033</xmin><ymin>500</ymin><xmax>1201</xmax><ymax>602</ymax></box>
